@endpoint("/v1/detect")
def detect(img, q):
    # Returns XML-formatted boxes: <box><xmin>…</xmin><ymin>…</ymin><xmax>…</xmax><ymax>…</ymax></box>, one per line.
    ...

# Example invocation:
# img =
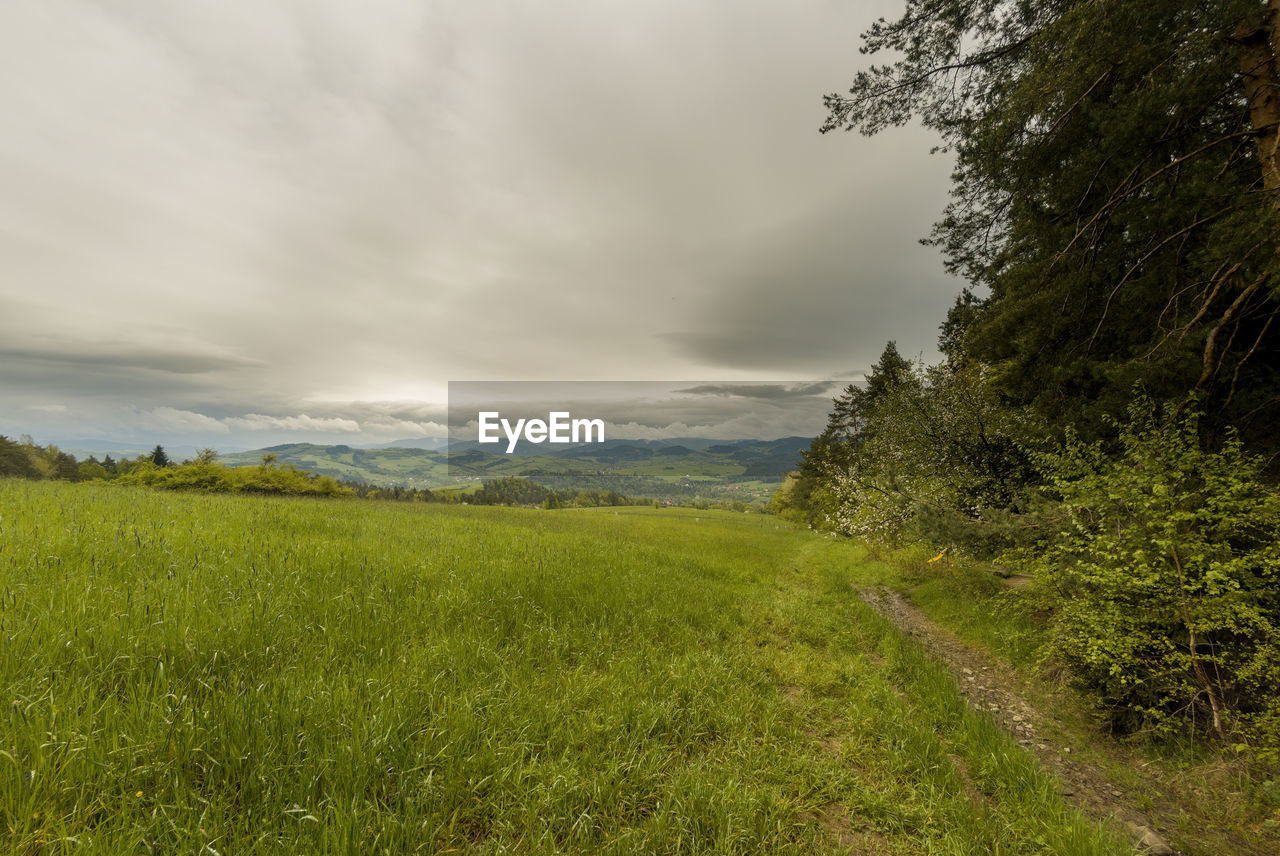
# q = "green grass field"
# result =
<box><xmin>0</xmin><ymin>481</ymin><xmax>1127</xmax><ymax>854</ymax></box>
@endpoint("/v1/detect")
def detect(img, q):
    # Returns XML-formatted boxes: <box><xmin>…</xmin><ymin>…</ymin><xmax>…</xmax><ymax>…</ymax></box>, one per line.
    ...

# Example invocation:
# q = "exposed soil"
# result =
<box><xmin>859</xmin><ymin>586</ymin><xmax>1178</xmax><ymax>855</ymax></box>
<box><xmin>801</xmin><ymin>802</ymin><xmax>892</xmax><ymax>855</ymax></box>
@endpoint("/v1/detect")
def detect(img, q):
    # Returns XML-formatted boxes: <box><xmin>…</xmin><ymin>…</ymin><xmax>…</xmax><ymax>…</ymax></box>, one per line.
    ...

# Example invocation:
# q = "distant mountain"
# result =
<box><xmin>447</xmin><ymin>436</ymin><xmax>810</xmax><ymax>458</ymax></box>
<box><xmin>357</xmin><ymin>437</ymin><xmax>449</xmax><ymax>450</ymax></box>
<box><xmin>218</xmin><ymin>436</ymin><xmax>813</xmax><ymax>502</ymax></box>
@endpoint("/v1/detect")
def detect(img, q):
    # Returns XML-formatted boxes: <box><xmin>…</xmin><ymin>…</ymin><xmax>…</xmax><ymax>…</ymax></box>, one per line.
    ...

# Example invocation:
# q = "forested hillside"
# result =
<box><xmin>781</xmin><ymin>0</ymin><xmax>1280</xmax><ymax>756</ymax></box>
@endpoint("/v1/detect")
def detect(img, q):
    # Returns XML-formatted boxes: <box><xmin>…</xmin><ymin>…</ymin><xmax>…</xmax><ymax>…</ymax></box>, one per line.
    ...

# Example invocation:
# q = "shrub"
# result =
<box><xmin>118</xmin><ymin>460</ymin><xmax>353</xmax><ymax>498</ymax></box>
<box><xmin>826</xmin><ymin>363</ymin><xmax>1041</xmax><ymax>554</ymax></box>
<box><xmin>1027</xmin><ymin>397</ymin><xmax>1280</xmax><ymax>753</ymax></box>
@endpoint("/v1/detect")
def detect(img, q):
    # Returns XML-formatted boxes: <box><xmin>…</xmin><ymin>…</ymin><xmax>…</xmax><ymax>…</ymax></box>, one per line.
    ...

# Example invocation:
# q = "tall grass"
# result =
<box><xmin>0</xmin><ymin>482</ymin><xmax>1127</xmax><ymax>854</ymax></box>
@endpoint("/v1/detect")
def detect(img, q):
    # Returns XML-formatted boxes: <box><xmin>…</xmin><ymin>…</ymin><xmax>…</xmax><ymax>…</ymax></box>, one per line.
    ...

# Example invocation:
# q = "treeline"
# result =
<box><xmin>342</xmin><ymin>479</ymin><xmax>636</xmax><ymax>508</ymax></box>
<box><xmin>791</xmin><ymin>0</ymin><xmax>1280</xmax><ymax>755</ymax></box>
<box><xmin>349</xmin><ymin>478</ymin><xmax>756</xmax><ymax>510</ymax></box>
<box><xmin>524</xmin><ymin>472</ymin><xmax>776</xmax><ymax>507</ymax></box>
<box><xmin>0</xmin><ymin>434</ymin><xmax>86</xmax><ymax>480</ymax></box>
<box><xmin>0</xmin><ymin>437</ymin><xmax>351</xmax><ymax>497</ymax></box>
<box><xmin>516</xmin><ymin>470</ymin><xmax>690</xmax><ymax>494</ymax></box>
<box><xmin>462</xmin><ymin>477</ymin><xmax>629</xmax><ymax>508</ymax></box>
<box><xmin>0</xmin><ymin>436</ymin><xmax>640</xmax><ymax>508</ymax></box>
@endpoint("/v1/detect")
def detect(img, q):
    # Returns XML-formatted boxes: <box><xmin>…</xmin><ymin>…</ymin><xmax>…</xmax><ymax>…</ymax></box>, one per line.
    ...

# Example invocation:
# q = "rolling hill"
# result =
<box><xmin>218</xmin><ymin>437</ymin><xmax>813</xmax><ymax>502</ymax></box>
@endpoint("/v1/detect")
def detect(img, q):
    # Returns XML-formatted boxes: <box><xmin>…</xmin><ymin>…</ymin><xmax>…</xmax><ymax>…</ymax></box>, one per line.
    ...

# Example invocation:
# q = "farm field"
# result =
<box><xmin>0</xmin><ymin>481</ymin><xmax>1125</xmax><ymax>854</ymax></box>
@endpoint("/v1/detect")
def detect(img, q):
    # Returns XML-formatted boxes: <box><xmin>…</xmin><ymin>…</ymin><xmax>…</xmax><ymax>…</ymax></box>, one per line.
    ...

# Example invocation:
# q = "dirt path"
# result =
<box><xmin>859</xmin><ymin>587</ymin><xmax>1177</xmax><ymax>855</ymax></box>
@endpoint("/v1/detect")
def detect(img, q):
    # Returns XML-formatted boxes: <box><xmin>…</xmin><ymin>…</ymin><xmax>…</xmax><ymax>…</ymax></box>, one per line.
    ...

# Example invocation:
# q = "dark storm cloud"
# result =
<box><xmin>673</xmin><ymin>382</ymin><xmax>837</xmax><ymax>400</ymax></box>
<box><xmin>658</xmin><ymin>196</ymin><xmax>954</xmax><ymax>371</ymax></box>
<box><xmin>0</xmin><ymin>0</ymin><xmax>959</xmax><ymax>449</ymax></box>
<box><xmin>0</xmin><ymin>342</ymin><xmax>263</xmax><ymax>376</ymax></box>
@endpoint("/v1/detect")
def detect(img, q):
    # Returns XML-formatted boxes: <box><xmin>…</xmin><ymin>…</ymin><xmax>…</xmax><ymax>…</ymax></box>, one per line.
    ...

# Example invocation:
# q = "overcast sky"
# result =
<box><xmin>0</xmin><ymin>0</ymin><xmax>958</xmax><ymax>450</ymax></box>
<box><xmin>447</xmin><ymin>381</ymin><xmax>845</xmax><ymax>444</ymax></box>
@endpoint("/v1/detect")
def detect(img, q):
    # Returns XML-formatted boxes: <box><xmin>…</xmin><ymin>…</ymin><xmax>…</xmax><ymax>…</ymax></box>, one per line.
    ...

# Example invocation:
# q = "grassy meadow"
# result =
<box><xmin>0</xmin><ymin>481</ymin><xmax>1127</xmax><ymax>854</ymax></box>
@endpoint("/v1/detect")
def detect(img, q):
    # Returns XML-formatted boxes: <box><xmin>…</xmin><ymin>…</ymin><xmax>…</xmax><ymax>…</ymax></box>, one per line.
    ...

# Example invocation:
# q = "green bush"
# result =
<box><xmin>1027</xmin><ymin>397</ymin><xmax>1280</xmax><ymax>753</ymax></box>
<box><xmin>0</xmin><ymin>435</ymin><xmax>39</xmax><ymax>478</ymax></box>
<box><xmin>119</xmin><ymin>459</ymin><xmax>352</xmax><ymax>498</ymax></box>
<box><xmin>826</xmin><ymin>363</ymin><xmax>1041</xmax><ymax>553</ymax></box>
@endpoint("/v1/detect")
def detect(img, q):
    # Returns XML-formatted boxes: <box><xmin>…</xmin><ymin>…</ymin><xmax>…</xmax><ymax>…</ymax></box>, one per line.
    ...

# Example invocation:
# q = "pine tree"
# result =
<box><xmin>824</xmin><ymin>0</ymin><xmax>1280</xmax><ymax>451</ymax></box>
<box><xmin>826</xmin><ymin>341</ymin><xmax>917</xmax><ymax>446</ymax></box>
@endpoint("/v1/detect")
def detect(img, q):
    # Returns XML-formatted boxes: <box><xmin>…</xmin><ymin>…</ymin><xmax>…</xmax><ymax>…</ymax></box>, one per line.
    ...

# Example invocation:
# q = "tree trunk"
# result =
<box><xmin>1171</xmin><ymin>545</ymin><xmax>1229</xmax><ymax>741</ymax></box>
<box><xmin>1238</xmin><ymin>0</ymin><xmax>1280</xmax><ymax>205</ymax></box>
<box><xmin>1189</xmin><ymin>629</ymin><xmax>1228</xmax><ymax>741</ymax></box>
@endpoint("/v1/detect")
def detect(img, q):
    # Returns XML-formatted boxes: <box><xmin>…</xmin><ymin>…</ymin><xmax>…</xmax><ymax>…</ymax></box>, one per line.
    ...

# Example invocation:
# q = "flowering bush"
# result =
<box><xmin>825</xmin><ymin>363</ymin><xmax>1040</xmax><ymax>554</ymax></box>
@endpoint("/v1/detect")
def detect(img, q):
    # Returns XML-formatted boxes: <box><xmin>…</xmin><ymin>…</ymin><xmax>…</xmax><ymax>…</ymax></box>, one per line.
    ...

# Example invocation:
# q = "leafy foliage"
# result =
<box><xmin>803</xmin><ymin>0</ymin><xmax>1280</xmax><ymax>753</ymax></box>
<box><xmin>1024</xmin><ymin>397</ymin><xmax>1280</xmax><ymax>750</ymax></box>
<box><xmin>118</xmin><ymin>457</ymin><xmax>353</xmax><ymax>497</ymax></box>
<box><xmin>825</xmin><ymin>0</ymin><xmax>1280</xmax><ymax>454</ymax></box>
<box><xmin>788</xmin><ymin>345</ymin><xmax>1040</xmax><ymax>553</ymax></box>
<box><xmin>776</xmin><ymin>343</ymin><xmax>918</xmax><ymax>528</ymax></box>
<box><xmin>0</xmin><ymin>436</ymin><xmax>38</xmax><ymax>479</ymax></box>
<box><xmin>467</xmin><ymin>477</ymin><xmax>628</xmax><ymax>508</ymax></box>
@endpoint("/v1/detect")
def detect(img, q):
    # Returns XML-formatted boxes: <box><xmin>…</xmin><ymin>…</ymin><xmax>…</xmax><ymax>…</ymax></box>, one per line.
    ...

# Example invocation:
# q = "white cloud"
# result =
<box><xmin>222</xmin><ymin>413</ymin><xmax>361</xmax><ymax>433</ymax></box>
<box><xmin>361</xmin><ymin>418</ymin><xmax>449</xmax><ymax>438</ymax></box>
<box><xmin>147</xmin><ymin>407</ymin><xmax>231</xmax><ymax>433</ymax></box>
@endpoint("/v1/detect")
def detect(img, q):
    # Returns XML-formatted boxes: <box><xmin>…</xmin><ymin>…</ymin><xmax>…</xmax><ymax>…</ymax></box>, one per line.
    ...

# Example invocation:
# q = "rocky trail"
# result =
<box><xmin>859</xmin><ymin>587</ymin><xmax>1177</xmax><ymax>855</ymax></box>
